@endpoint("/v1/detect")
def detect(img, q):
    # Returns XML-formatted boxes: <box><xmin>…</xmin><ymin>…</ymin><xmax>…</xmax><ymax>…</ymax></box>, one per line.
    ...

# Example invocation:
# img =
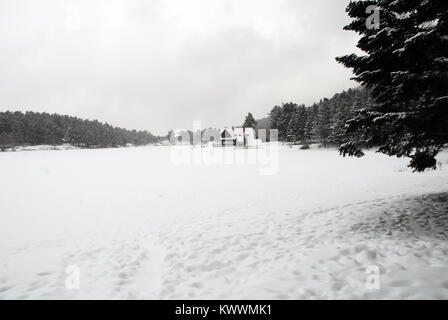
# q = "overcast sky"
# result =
<box><xmin>0</xmin><ymin>0</ymin><xmax>360</xmax><ymax>135</ymax></box>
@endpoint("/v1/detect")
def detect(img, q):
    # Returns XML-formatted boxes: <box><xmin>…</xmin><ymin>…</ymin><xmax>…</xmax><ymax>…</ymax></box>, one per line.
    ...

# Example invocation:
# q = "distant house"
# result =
<box><xmin>167</xmin><ymin>127</ymin><xmax>262</xmax><ymax>147</ymax></box>
<box><xmin>221</xmin><ymin>128</ymin><xmax>235</xmax><ymax>146</ymax></box>
<box><xmin>219</xmin><ymin>127</ymin><xmax>262</xmax><ymax>148</ymax></box>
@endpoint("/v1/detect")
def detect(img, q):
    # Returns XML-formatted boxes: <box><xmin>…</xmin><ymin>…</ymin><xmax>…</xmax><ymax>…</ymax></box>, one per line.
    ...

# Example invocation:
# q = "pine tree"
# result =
<box><xmin>243</xmin><ymin>113</ymin><xmax>257</xmax><ymax>128</ymax></box>
<box><xmin>279</xmin><ymin>103</ymin><xmax>297</xmax><ymax>141</ymax></box>
<box><xmin>269</xmin><ymin>106</ymin><xmax>283</xmax><ymax>139</ymax></box>
<box><xmin>287</xmin><ymin>111</ymin><xmax>299</xmax><ymax>142</ymax></box>
<box><xmin>286</xmin><ymin>105</ymin><xmax>308</xmax><ymax>143</ymax></box>
<box><xmin>336</xmin><ymin>0</ymin><xmax>448</xmax><ymax>171</ymax></box>
<box><xmin>295</xmin><ymin>105</ymin><xmax>308</xmax><ymax>143</ymax></box>
<box><xmin>304</xmin><ymin>104</ymin><xmax>318</xmax><ymax>143</ymax></box>
<box><xmin>317</xmin><ymin>99</ymin><xmax>332</xmax><ymax>147</ymax></box>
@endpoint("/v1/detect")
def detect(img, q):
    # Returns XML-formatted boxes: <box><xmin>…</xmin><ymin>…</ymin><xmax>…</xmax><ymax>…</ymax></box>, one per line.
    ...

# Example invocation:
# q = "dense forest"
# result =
<box><xmin>0</xmin><ymin>111</ymin><xmax>158</xmax><ymax>150</ymax></box>
<box><xmin>252</xmin><ymin>87</ymin><xmax>371</xmax><ymax>146</ymax></box>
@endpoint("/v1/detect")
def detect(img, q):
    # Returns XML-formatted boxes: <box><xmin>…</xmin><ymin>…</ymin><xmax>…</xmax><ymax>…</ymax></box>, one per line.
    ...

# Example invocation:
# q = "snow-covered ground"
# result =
<box><xmin>0</xmin><ymin>146</ymin><xmax>448</xmax><ymax>299</ymax></box>
<box><xmin>2</xmin><ymin>144</ymin><xmax>80</xmax><ymax>152</ymax></box>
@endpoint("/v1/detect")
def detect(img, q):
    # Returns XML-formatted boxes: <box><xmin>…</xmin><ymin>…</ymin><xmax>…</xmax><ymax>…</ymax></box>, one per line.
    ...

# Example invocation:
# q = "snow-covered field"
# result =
<box><xmin>1</xmin><ymin>145</ymin><xmax>448</xmax><ymax>299</ymax></box>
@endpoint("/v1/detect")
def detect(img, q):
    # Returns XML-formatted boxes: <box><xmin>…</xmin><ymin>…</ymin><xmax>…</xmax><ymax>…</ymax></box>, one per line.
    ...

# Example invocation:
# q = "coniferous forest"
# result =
<box><xmin>253</xmin><ymin>87</ymin><xmax>371</xmax><ymax>147</ymax></box>
<box><xmin>0</xmin><ymin>111</ymin><xmax>158</xmax><ymax>150</ymax></box>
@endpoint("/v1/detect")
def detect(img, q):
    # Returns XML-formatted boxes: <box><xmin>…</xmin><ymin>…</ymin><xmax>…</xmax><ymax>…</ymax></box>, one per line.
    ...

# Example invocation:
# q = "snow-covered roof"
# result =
<box><xmin>220</xmin><ymin>127</ymin><xmax>233</xmax><ymax>134</ymax></box>
<box><xmin>220</xmin><ymin>127</ymin><xmax>255</xmax><ymax>133</ymax></box>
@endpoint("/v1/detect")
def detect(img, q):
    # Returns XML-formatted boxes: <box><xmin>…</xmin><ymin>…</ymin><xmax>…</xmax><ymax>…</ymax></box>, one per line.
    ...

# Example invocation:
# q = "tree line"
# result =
<box><xmin>0</xmin><ymin>111</ymin><xmax>158</xmax><ymax>150</ymax></box>
<box><xmin>249</xmin><ymin>87</ymin><xmax>371</xmax><ymax>146</ymax></box>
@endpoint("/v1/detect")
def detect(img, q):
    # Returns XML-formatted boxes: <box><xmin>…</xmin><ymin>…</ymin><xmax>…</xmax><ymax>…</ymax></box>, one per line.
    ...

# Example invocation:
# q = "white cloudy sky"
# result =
<box><xmin>0</xmin><ymin>0</ymin><xmax>360</xmax><ymax>135</ymax></box>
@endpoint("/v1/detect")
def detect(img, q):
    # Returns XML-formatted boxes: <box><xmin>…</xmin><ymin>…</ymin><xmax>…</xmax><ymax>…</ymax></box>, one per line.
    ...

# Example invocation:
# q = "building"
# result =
<box><xmin>220</xmin><ymin>128</ymin><xmax>235</xmax><ymax>146</ymax></box>
<box><xmin>219</xmin><ymin>127</ymin><xmax>262</xmax><ymax>148</ymax></box>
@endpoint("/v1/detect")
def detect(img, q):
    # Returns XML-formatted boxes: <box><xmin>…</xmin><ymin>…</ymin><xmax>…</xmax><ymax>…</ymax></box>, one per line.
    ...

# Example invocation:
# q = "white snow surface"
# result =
<box><xmin>1</xmin><ymin>146</ymin><xmax>448</xmax><ymax>300</ymax></box>
<box><xmin>3</xmin><ymin>144</ymin><xmax>79</xmax><ymax>152</ymax></box>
